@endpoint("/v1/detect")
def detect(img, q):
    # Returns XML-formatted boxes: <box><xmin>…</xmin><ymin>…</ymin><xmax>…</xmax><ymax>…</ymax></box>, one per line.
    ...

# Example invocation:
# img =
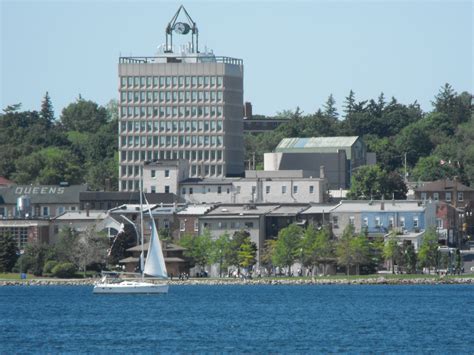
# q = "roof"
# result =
<box><xmin>53</xmin><ymin>210</ymin><xmax>107</xmax><ymax>221</ymax></box>
<box><xmin>180</xmin><ymin>178</ymin><xmax>234</xmax><ymax>186</ymax></box>
<box><xmin>414</xmin><ymin>180</ymin><xmax>474</xmax><ymax>192</ymax></box>
<box><xmin>301</xmin><ymin>204</ymin><xmax>339</xmax><ymax>214</ymax></box>
<box><xmin>0</xmin><ymin>185</ymin><xmax>88</xmax><ymax>205</ymax></box>
<box><xmin>202</xmin><ymin>204</ymin><xmax>279</xmax><ymax>217</ymax></box>
<box><xmin>330</xmin><ymin>200</ymin><xmax>426</xmax><ymax>213</ymax></box>
<box><xmin>267</xmin><ymin>205</ymin><xmax>310</xmax><ymax>216</ymax></box>
<box><xmin>79</xmin><ymin>191</ymin><xmax>183</xmax><ymax>204</ymax></box>
<box><xmin>0</xmin><ymin>177</ymin><xmax>14</xmax><ymax>186</ymax></box>
<box><xmin>177</xmin><ymin>204</ymin><xmax>216</xmax><ymax>216</ymax></box>
<box><xmin>275</xmin><ymin>137</ymin><xmax>360</xmax><ymax>156</ymax></box>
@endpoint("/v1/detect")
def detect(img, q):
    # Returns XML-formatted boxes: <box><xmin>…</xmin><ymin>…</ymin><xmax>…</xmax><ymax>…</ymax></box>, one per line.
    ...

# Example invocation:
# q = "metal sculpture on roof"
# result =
<box><xmin>165</xmin><ymin>5</ymin><xmax>199</xmax><ymax>53</ymax></box>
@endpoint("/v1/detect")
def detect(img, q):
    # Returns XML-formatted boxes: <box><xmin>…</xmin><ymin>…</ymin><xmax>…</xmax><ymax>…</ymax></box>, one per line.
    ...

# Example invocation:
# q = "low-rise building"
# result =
<box><xmin>0</xmin><ymin>219</ymin><xmax>50</xmax><ymax>249</ymax></box>
<box><xmin>175</xmin><ymin>204</ymin><xmax>216</xmax><ymax>240</ymax></box>
<box><xmin>414</xmin><ymin>179</ymin><xmax>474</xmax><ymax>209</ymax></box>
<box><xmin>0</xmin><ymin>184</ymin><xmax>87</xmax><ymax>218</ymax></box>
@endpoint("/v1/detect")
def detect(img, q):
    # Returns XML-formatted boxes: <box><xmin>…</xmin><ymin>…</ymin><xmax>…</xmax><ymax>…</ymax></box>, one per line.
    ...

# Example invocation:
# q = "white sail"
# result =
<box><xmin>143</xmin><ymin>203</ymin><xmax>168</xmax><ymax>278</ymax></box>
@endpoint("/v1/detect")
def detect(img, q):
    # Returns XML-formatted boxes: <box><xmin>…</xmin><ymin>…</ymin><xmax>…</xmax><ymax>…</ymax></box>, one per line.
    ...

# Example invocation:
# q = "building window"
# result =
<box><xmin>420</xmin><ymin>192</ymin><xmax>427</xmax><ymax>200</ymax></box>
<box><xmin>309</xmin><ymin>186</ymin><xmax>314</xmax><ymax>194</ymax></box>
<box><xmin>375</xmin><ymin>217</ymin><xmax>381</xmax><ymax>227</ymax></box>
<box><xmin>458</xmin><ymin>192</ymin><xmax>464</xmax><ymax>202</ymax></box>
<box><xmin>244</xmin><ymin>221</ymin><xmax>254</xmax><ymax>228</ymax></box>
<box><xmin>400</xmin><ymin>217</ymin><xmax>405</xmax><ymax>228</ymax></box>
<box><xmin>436</xmin><ymin>218</ymin><xmax>443</xmax><ymax>229</ymax></box>
<box><xmin>189</xmin><ymin>188</ymin><xmax>193</xmax><ymax>195</ymax></box>
<box><xmin>180</xmin><ymin>220</ymin><xmax>186</xmax><ymax>231</ymax></box>
<box><xmin>363</xmin><ymin>217</ymin><xmax>368</xmax><ymax>227</ymax></box>
<box><xmin>433</xmin><ymin>193</ymin><xmax>439</xmax><ymax>201</ymax></box>
<box><xmin>293</xmin><ymin>185</ymin><xmax>298</xmax><ymax>194</ymax></box>
<box><xmin>389</xmin><ymin>217</ymin><xmax>394</xmax><ymax>229</ymax></box>
<box><xmin>164</xmin><ymin>186</ymin><xmax>170</xmax><ymax>193</ymax></box>
<box><xmin>164</xmin><ymin>219</ymin><xmax>170</xmax><ymax>229</ymax></box>
<box><xmin>217</xmin><ymin>186</ymin><xmax>222</xmax><ymax>194</ymax></box>
<box><xmin>282</xmin><ymin>186</ymin><xmax>286</xmax><ymax>194</ymax></box>
<box><xmin>151</xmin><ymin>186</ymin><xmax>156</xmax><ymax>193</ymax></box>
<box><xmin>252</xmin><ymin>186</ymin><xmax>256</xmax><ymax>195</ymax></box>
<box><xmin>194</xmin><ymin>220</ymin><xmax>199</xmax><ymax>232</ymax></box>
<box><xmin>182</xmin><ymin>188</ymin><xmax>186</xmax><ymax>195</ymax></box>
<box><xmin>445</xmin><ymin>192</ymin><xmax>451</xmax><ymax>202</ymax></box>
<box><xmin>413</xmin><ymin>217</ymin><xmax>419</xmax><ymax>228</ymax></box>
<box><xmin>349</xmin><ymin>216</ymin><xmax>354</xmax><ymax>226</ymax></box>
<box><xmin>165</xmin><ymin>170</ymin><xmax>170</xmax><ymax>178</ymax></box>
<box><xmin>332</xmin><ymin>216</ymin><xmax>339</xmax><ymax>228</ymax></box>
<box><xmin>266</xmin><ymin>186</ymin><xmax>270</xmax><ymax>194</ymax></box>
<box><xmin>151</xmin><ymin>170</ymin><xmax>156</xmax><ymax>178</ymax></box>
<box><xmin>42</xmin><ymin>207</ymin><xmax>49</xmax><ymax>216</ymax></box>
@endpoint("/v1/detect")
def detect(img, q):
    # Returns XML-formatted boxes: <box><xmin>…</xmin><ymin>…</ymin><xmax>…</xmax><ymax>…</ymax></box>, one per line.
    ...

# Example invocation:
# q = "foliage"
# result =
<box><xmin>383</xmin><ymin>232</ymin><xmax>400</xmax><ymax>274</ymax></box>
<box><xmin>71</xmin><ymin>226</ymin><xmax>109</xmax><ymax>276</ymax></box>
<box><xmin>272</xmin><ymin>224</ymin><xmax>303</xmax><ymax>274</ymax></box>
<box><xmin>0</xmin><ymin>233</ymin><xmax>18</xmax><ymax>272</ymax></box>
<box><xmin>300</xmin><ymin>225</ymin><xmax>334</xmax><ymax>275</ymax></box>
<box><xmin>51</xmin><ymin>262</ymin><xmax>77</xmax><ymax>278</ymax></box>
<box><xmin>349</xmin><ymin>235</ymin><xmax>370</xmax><ymax>275</ymax></box>
<box><xmin>402</xmin><ymin>242</ymin><xmax>417</xmax><ymax>274</ymax></box>
<box><xmin>210</xmin><ymin>232</ymin><xmax>232</xmax><ymax>277</ymax></box>
<box><xmin>412</xmin><ymin>156</ymin><xmax>458</xmax><ymax>182</ymax></box>
<box><xmin>237</xmin><ymin>236</ymin><xmax>257</xmax><ymax>269</ymax></box>
<box><xmin>179</xmin><ymin>229</ymin><xmax>213</xmax><ymax>269</ymax></box>
<box><xmin>418</xmin><ymin>228</ymin><xmax>439</xmax><ymax>273</ymax></box>
<box><xmin>336</xmin><ymin>225</ymin><xmax>355</xmax><ymax>275</ymax></box>
<box><xmin>43</xmin><ymin>260</ymin><xmax>59</xmax><ymax>275</ymax></box>
<box><xmin>347</xmin><ymin>165</ymin><xmax>407</xmax><ymax>199</ymax></box>
<box><xmin>23</xmin><ymin>243</ymin><xmax>56</xmax><ymax>276</ymax></box>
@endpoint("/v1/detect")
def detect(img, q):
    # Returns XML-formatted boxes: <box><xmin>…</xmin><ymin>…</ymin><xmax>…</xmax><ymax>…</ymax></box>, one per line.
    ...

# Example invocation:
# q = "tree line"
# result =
<box><xmin>177</xmin><ymin>224</ymin><xmax>452</xmax><ymax>277</ymax></box>
<box><xmin>0</xmin><ymin>94</ymin><xmax>118</xmax><ymax>190</ymax></box>
<box><xmin>246</xmin><ymin>84</ymin><xmax>473</xmax><ymax>197</ymax></box>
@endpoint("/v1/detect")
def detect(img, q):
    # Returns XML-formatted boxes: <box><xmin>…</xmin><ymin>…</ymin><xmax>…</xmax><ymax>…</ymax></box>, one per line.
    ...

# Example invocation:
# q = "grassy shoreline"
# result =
<box><xmin>1</xmin><ymin>273</ymin><xmax>474</xmax><ymax>286</ymax></box>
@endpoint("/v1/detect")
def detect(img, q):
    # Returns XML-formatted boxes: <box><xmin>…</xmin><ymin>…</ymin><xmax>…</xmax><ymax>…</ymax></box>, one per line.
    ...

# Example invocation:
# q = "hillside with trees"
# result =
<box><xmin>0</xmin><ymin>84</ymin><xmax>471</xmax><ymax>192</ymax></box>
<box><xmin>246</xmin><ymin>84</ymin><xmax>473</xmax><ymax>194</ymax></box>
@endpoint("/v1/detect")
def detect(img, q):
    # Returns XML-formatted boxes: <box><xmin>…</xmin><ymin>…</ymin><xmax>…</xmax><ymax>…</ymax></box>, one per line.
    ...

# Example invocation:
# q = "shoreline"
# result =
<box><xmin>1</xmin><ymin>276</ymin><xmax>473</xmax><ymax>287</ymax></box>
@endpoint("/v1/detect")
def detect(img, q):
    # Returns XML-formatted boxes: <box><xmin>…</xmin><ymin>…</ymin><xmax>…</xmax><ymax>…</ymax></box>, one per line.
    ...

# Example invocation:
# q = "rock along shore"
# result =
<box><xmin>1</xmin><ymin>276</ymin><xmax>473</xmax><ymax>287</ymax></box>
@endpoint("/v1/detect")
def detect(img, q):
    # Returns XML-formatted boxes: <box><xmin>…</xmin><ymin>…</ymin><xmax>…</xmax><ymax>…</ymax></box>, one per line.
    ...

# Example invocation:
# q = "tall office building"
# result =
<box><xmin>118</xmin><ymin>6</ymin><xmax>244</xmax><ymax>191</ymax></box>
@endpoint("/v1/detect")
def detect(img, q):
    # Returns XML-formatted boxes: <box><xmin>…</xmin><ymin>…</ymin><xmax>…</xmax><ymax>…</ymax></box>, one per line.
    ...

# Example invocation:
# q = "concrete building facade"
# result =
<box><xmin>118</xmin><ymin>52</ymin><xmax>245</xmax><ymax>191</ymax></box>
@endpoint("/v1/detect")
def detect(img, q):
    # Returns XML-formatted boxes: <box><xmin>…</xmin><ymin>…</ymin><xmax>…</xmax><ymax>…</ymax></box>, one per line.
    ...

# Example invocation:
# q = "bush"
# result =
<box><xmin>51</xmin><ymin>262</ymin><xmax>77</xmax><ymax>278</ymax></box>
<box><xmin>12</xmin><ymin>255</ymin><xmax>34</xmax><ymax>274</ymax></box>
<box><xmin>43</xmin><ymin>260</ymin><xmax>59</xmax><ymax>276</ymax></box>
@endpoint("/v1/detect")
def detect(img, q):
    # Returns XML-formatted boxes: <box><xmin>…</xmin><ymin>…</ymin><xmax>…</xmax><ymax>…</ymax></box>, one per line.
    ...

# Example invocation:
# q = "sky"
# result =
<box><xmin>1</xmin><ymin>0</ymin><xmax>472</xmax><ymax>117</ymax></box>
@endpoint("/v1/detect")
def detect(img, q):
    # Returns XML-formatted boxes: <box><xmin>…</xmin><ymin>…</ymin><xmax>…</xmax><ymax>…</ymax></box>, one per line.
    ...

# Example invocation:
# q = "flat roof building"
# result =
<box><xmin>118</xmin><ymin>6</ymin><xmax>244</xmax><ymax>191</ymax></box>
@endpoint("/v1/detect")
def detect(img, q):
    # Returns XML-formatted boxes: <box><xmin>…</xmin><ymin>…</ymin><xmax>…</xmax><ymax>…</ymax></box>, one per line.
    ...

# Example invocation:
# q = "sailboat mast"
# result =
<box><xmin>139</xmin><ymin>165</ymin><xmax>145</xmax><ymax>279</ymax></box>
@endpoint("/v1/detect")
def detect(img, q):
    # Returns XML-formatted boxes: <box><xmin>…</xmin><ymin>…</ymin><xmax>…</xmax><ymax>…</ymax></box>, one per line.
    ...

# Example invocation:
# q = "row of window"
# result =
<box><xmin>333</xmin><ymin>215</ymin><xmax>419</xmax><ymax>229</ymax></box>
<box><xmin>120</xmin><ymin>105</ymin><xmax>224</xmax><ymax>118</ymax></box>
<box><xmin>420</xmin><ymin>191</ymin><xmax>464</xmax><ymax>202</ymax></box>
<box><xmin>179</xmin><ymin>219</ymin><xmax>199</xmax><ymax>232</ymax></box>
<box><xmin>275</xmin><ymin>185</ymin><xmax>315</xmax><ymax>194</ymax></box>
<box><xmin>120</xmin><ymin>120</ymin><xmax>223</xmax><ymax>134</ymax></box>
<box><xmin>203</xmin><ymin>221</ymin><xmax>254</xmax><ymax>230</ymax></box>
<box><xmin>182</xmin><ymin>185</ymin><xmax>231</xmax><ymax>195</ymax></box>
<box><xmin>0</xmin><ymin>227</ymin><xmax>28</xmax><ymax>248</ymax></box>
<box><xmin>121</xmin><ymin>76</ymin><xmax>223</xmax><ymax>89</ymax></box>
<box><xmin>120</xmin><ymin>135</ymin><xmax>224</xmax><ymax>148</ymax></box>
<box><xmin>122</xmin><ymin>162</ymin><xmax>224</xmax><ymax>177</ymax></box>
<box><xmin>120</xmin><ymin>149</ymin><xmax>223</xmax><ymax>163</ymax></box>
<box><xmin>120</xmin><ymin>90</ymin><xmax>223</xmax><ymax>104</ymax></box>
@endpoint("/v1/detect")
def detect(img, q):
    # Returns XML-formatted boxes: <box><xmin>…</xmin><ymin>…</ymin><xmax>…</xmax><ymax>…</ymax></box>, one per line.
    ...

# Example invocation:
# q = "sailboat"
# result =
<box><xmin>93</xmin><ymin>178</ymin><xmax>169</xmax><ymax>294</ymax></box>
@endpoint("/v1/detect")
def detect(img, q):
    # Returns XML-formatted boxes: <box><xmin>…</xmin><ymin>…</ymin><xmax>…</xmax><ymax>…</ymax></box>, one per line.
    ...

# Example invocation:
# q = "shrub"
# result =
<box><xmin>43</xmin><ymin>260</ymin><xmax>59</xmax><ymax>275</ymax></box>
<box><xmin>51</xmin><ymin>262</ymin><xmax>77</xmax><ymax>278</ymax></box>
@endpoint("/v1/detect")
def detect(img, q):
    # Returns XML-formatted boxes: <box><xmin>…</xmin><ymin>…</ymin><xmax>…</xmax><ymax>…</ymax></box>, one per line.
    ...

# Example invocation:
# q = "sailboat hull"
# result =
<box><xmin>93</xmin><ymin>281</ymin><xmax>169</xmax><ymax>294</ymax></box>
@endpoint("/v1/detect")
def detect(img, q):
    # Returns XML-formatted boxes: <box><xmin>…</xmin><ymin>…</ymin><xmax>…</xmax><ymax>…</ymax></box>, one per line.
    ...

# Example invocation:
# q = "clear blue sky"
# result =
<box><xmin>1</xmin><ymin>0</ymin><xmax>472</xmax><ymax>117</ymax></box>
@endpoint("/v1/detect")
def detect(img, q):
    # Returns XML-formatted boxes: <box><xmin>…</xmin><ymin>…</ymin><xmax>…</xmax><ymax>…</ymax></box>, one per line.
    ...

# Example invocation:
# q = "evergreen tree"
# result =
<box><xmin>40</xmin><ymin>91</ymin><xmax>55</xmax><ymax>124</ymax></box>
<box><xmin>343</xmin><ymin>90</ymin><xmax>356</xmax><ymax>118</ymax></box>
<box><xmin>323</xmin><ymin>94</ymin><xmax>338</xmax><ymax>120</ymax></box>
<box><xmin>0</xmin><ymin>233</ymin><xmax>19</xmax><ymax>272</ymax></box>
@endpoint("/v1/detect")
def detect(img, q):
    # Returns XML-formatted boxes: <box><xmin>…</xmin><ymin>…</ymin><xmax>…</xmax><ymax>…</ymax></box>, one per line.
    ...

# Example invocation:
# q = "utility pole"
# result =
<box><xmin>404</xmin><ymin>152</ymin><xmax>407</xmax><ymax>183</ymax></box>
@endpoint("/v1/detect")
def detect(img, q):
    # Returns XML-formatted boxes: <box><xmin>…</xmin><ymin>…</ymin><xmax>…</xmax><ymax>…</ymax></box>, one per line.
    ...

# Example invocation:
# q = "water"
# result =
<box><xmin>1</xmin><ymin>285</ymin><xmax>473</xmax><ymax>353</ymax></box>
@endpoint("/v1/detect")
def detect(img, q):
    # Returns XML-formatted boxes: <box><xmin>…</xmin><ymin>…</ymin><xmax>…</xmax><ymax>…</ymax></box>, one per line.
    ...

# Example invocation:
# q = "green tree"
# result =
<box><xmin>350</xmin><ymin>235</ymin><xmax>370</xmax><ymax>275</ymax></box>
<box><xmin>12</xmin><ymin>147</ymin><xmax>83</xmax><ymax>185</ymax></box>
<box><xmin>348</xmin><ymin>165</ymin><xmax>407</xmax><ymax>200</ymax></box>
<box><xmin>210</xmin><ymin>232</ymin><xmax>232</xmax><ymax>277</ymax></box>
<box><xmin>323</xmin><ymin>94</ymin><xmax>338</xmax><ymax>120</ymax></box>
<box><xmin>180</xmin><ymin>229</ymin><xmax>213</xmax><ymax>272</ymax></box>
<box><xmin>238</xmin><ymin>236</ymin><xmax>257</xmax><ymax>271</ymax></box>
<box><xmin>40</xmin><ymin>91</ymin><xmax>55</xmax><ymax>124</ymax></box>
<box><xmin>71</xmin><ymin>226</ymin><xmax>108</xmax><ymax>276</ymax></box>
<box><xmin>412</xmin><ymin>156</ymin><xmax>458</xmax><ymax>181</ymax></box>
<box><xmin>418</xmin><ymin>228</ymin><xmax>439</xmax><ymax>274</ymax></box>
<box><xmin>23</xmin><ymin>243</ymin><xmax>55</xmax><ymax>276</ymax></box>
<box><xmin>402</xmin><ymin>242</ymin><xmax>417</xmax><ymax>274</ymax></box>
<box><xmin>0</xmin><ymin>233</ymin><xmax>18</xmax><ymax>272</ymax></box>
<box><xmin>60</xmin><ymin>98</ymin><xmax>108</xmax><ymax>133</ymax></box>
<box><xmin>260</xmin><ymin>239</ymin><xmax>276</xmax><ymax>275</ymax></box>
<box><xmin>336</xmin><ymin>225</ymin><xmax>355</xmax><ymax>275</ymax></box>
<box><xmin>395</xmin><ymin>123</ymin><xmax>434</xmax><ymax>167</ymax></box>
<box><xmin>272</xmin><ymin>224</ymin><xmax>303</xmax><ymax>275</ymax></box>
<box><xmin>383</xmin><ymin>232</ymin><xmax>400</xmax><ymax>274</ymax></box>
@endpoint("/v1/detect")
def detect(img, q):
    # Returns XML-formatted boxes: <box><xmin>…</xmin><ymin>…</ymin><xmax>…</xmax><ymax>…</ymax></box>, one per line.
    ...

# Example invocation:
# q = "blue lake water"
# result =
<box><xmin>1</xmin><ymin>284</ymin><xmax>473</xmax><ymax>353</ymax></box>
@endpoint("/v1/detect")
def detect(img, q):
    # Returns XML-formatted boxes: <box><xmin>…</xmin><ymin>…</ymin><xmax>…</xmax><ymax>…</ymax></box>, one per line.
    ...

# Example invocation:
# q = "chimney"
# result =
<box><xmin>320</xmin><ymin>165</ymin><xmax>325</xmax><ymax>179</ymax></box>
<box><xmin>86</xmin><ymin>202</ymin><xmax>90</xmax><ymax>217</ymax></box>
